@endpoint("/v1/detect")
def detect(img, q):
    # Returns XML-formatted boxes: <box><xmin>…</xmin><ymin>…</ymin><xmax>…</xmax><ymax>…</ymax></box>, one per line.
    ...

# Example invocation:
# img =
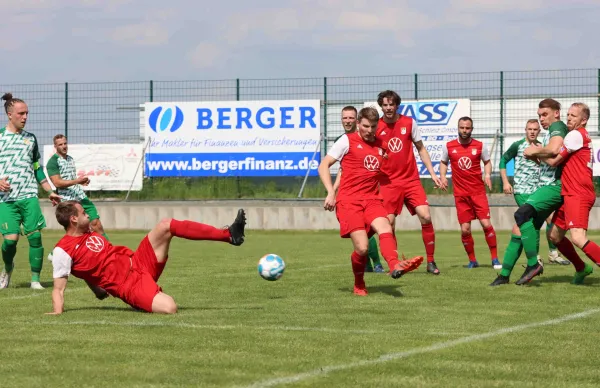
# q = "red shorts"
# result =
<box><xmin>335</xmin><ymin>199</ymin><xmax>387</xmax><ymax>238</ymax></box>
<box><xmin>380</xmin><ymin>181</ymin><xmax>428</xmax><ymax>216</ymax></box>
<box><xmin>117</xmin><ymin>236</ymin><xmax>167</xmax><ymax>313</ymax></box>
<box><xmin>454</xmin><ymin>194</ymin><xmax>490</xmax><ymax>225</ymax></box>
<box><xmin>551</xmin><ymin>195</ymin><xmax>595</xmax><ymax>230</ymax></box>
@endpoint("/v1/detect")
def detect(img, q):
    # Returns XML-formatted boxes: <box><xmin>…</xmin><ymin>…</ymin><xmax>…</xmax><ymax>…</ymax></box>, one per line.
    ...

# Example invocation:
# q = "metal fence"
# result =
<box><xmin>1</xmin><ymin>68</ymin><xmax>599</xmax><ymax>199</ymax></box>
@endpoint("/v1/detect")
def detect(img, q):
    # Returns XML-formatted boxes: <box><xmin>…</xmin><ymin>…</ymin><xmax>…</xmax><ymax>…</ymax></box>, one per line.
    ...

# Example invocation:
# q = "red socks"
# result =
<box><xmin>582</xmin><ymin>240</ymin><xmax>600</xmax><ymax>266</ymax></box>
<box><xmin>351</xmin><ymin>251</ymin><xmax>367</xmax><ymax>288</ymax></box>
<box><xmin>461</xmin><ymin>233</ymin><xmax>476</xmax><ymax>262</ymax></box>
<box><xmin>483</xmin><ymin>226</ymin><xmax>498</xmax><ymax>259</ymax></box>
<box><xmin>379</xmin><ymin>232</ymin><xmax>400</xmax><ymax>269</ymax></box>
<box><xmin>421</xmin><ymin>223</ymin><xmax>435</xmax><ymax>263</ymax></box>
<box><xmin>556</xmin><ymin>238</ymin><xmax>586</xmax><ymax>272</ymax></box>
<box><xmin>169</xmin><ymin>220</ymin><xmax>230</xmax><ymax>242</ymax></box>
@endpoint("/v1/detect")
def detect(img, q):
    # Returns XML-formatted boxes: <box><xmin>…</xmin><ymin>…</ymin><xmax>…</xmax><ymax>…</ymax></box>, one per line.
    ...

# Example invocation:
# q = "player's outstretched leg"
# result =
<box><xmin>371</xmin><ymin>218</ymin><xmax>423</xmax><ymax>279</ymax></box>
<box><xmin>168</xmin><ymin>209</ymin><xmax>246</xmax><ymax>246</ymax></box>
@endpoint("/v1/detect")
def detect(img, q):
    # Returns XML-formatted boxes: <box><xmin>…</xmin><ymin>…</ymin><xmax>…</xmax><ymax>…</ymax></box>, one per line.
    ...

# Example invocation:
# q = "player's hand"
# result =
<box><xmin>523</xmin><ymin>143</ymin><xmax>540</xmax><ymax>158</ymax></box>
<box><xmin>0</xmin><ymin>177</ymin><xmax>10</xmax><ymax>192</ymax></box>
<box><xmin>78</xmin><ymin>176</ymin><xmax>90</xmax><ymax>185</ymax></box>
<box><xmin>439</xmin><ymin>177</ymin><xmax>448</xmax><ymax>191</ymax></box>
<box><xmin>503</xmin><ymin>183</ymin><xmax>513</xmax><ymax>194</ymax></box>
<box><xmin>431</xmin><ymin>175</ymin><xmax>443</xmax><ymax>189</ymax></box>
<box><xmin>323</xmin><ymin>192</ymin><xmax>336</xmax><ymax>212</ymax></box>
<box><xmin>49</xmin><ymin>192</ymin><xmax>62</xmax><ymax>206</ymax></box>
<box><xmin>484</xmin><ymin>175</ymin><xmax>493</xmax><ymax>191</ymax></box>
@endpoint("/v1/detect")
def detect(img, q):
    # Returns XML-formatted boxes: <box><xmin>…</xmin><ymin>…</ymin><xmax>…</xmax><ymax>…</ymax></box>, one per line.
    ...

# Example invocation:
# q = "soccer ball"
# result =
<box><xmin>258</xmin><ymin>254</ymin><xmax>285</xmax><ymax>281</ymax></box>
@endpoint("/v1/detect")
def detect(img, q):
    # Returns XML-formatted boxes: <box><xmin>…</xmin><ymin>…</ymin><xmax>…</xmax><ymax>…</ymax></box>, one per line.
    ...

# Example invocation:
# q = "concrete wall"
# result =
<box><xmin>41</xmin><ymin>196</ymin><xmax>600</xmax><ymax>232</ymax></box>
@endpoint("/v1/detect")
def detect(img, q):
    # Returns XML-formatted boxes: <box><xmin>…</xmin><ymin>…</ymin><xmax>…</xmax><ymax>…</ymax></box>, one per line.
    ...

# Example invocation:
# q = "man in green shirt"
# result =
<box><xmin>46</xmin><ymin>134</ymin><xmax>108</xmax><ymax>239</ymax></box>
<box><xmin>491</xmin><ymin>118</ymin><xmax>569</xmax><ymax>286</ymax></box>
<box><xmin>332</xmin><ymin>106</ymin><xmax>385</xmax><ymax>273</ymax></box>
<box><xmin>0</xmin><ymin>93</ymin><xmax>61</xmax><ymax>290</ymax></box>
<box><xmin>504</xmin><ymin>99</ymin><xmax>571</xmax><ymax>285</ymax></box>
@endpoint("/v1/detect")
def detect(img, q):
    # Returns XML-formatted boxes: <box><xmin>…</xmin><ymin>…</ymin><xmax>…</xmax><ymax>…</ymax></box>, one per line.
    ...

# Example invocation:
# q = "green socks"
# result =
<box><xmin>27</xmin><ymin>232</ymin><xmax>43</xmax><ymax>283</ymax></box>
<box><xmin>520</xmin><ymin>220</ymin><xmax>540</xmax><ymax>267</ymax></box>
<box><xmin>367</xmin><ymin>236</ymin><xmax>382</xmax><ymax>266</ymax></box>
<box><xmin>500</xmin><ymin>234</ymin><xmax>523</xmax><ymax>277</ymax></box>
<box><xmin>1</xmin><ymin>239</ymin><xmax>17</xmax><ymax>273</ymax></box>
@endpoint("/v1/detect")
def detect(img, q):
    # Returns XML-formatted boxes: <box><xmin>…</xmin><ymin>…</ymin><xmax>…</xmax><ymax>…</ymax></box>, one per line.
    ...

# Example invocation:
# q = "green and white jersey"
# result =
<box><xmin>0</xmin><ymin>127</ymin><xmax>41</xmax><ymax>202</ymax></box>
<box><xmin>499</xmin><ymin>138</ymin><xmax>540</xmax><ymax>194</ymax></box>
<box><xmin>46</xmin><ymin>153</ymin><xmax>86</xmax><ymax>201</ymax></box>
<box><xmin>538</xmin><ymin>121</ymin><xmax>568</xmax><ymax>187</ymax></box>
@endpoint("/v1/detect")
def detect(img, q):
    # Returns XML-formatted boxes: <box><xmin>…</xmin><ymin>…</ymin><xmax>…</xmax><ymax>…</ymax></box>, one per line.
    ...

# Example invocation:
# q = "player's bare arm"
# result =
<box><xmin>524</xmin><ymin>136</ymin><xmax>562</xmax><ymax>158</ymax></box>
<box><xmin>499</xmin><ymin>167</ymin><xmax>513</xmax><ymax>194</ymax></box>
<box><xmin>414</xmin><ymin>140</ymin><xmax>442</xmax><ymax>188</ymax></box>
<box><xmin>438</xmin><ymin>160</ymin><xmax>449</xmax><ymax>191</ymax></box>
<box><xmin>46</xmin><ymin>276</ymin><xmax>68</xmax><ymax>315</ymax></box>
<box><xmin>318</xmin><ymin>155</ymin><xmax>339</xmax><ymax>211</ymax></box>
<box><xmin>49</xmin><ymin>174</ymin><xmax>89</xmax><ymax>189</ymax></box>
<box><xmin>0</xmin><ymin>176</ymin><xmax>9</xmax><ymax>192</ymax></box>
<box><xmin>542</xmin><ymin>154</ymin><xmax>565</xmax><ymax>167</ymax></box>
<box><xmin>332</xmin><ymin>168</ymin><xmax>342</xmax><ymax>194</ymax></box>
<box><xmin>85</xmin><ymin>279</ymin><xmax>109</xmax><ymax>300</ymax></box>
<box><xmin>483</xmin><ymin>160</ymin><xmax>493</xmax><ymax>190</ymax></box>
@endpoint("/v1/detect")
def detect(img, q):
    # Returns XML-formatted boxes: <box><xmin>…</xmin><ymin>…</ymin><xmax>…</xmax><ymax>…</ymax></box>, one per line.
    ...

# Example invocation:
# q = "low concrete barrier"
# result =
<box><xmin>40</xmin><ymin>195</ymin><xmax>600</xmax><ymax>232</ymax></box>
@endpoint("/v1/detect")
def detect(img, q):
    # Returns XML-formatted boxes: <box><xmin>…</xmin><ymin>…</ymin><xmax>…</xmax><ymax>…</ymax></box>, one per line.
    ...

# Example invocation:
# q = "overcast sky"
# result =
<box><xmin>1</xmin><ymin>0</ymin><xmax>598</xmax><ymax>83</ymax></box>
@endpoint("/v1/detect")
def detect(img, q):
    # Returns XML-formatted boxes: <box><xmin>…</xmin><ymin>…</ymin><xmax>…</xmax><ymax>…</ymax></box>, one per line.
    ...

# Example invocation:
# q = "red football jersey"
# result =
<box><xmin>559</xmin><ymin>127</ymin><xmax>595</xmax><ymax>198</ymax></box>
<box><xmin>50</xmin><ymin>232</ymin><xmax>133</xmax><ymax>294</ymax></box>
<box><xmin>376</xmin><ymin>115</ymin><xmax>420</xmax><ymax>184</ymax></box>
<box><xmin>328</xmin><ymin>132</ymin><xmax>385</xmax><ymax>201</ymax></box>
<box><xmin>442</xmin><ymin>138</ymin><xmax>490</xmax><ymax>196</ymax></box>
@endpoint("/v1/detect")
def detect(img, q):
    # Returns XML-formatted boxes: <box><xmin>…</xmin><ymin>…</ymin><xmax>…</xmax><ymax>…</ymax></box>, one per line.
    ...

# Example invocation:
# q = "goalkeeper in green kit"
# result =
<box><xmin>0</xmin><ymin>93</ymin><xmax>61</xmax><ymax>290</ymax></box>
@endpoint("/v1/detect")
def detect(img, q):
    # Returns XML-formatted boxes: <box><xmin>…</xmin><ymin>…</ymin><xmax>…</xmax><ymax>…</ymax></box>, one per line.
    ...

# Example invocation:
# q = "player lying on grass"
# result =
<box><xmin>318</xmin><ymin>106</ymin><xmax>423</xmax><ymax>296</ymax></box>
<box><xmin>46</xmin><ymin>200</ymin><xmax>246</xmax><ymax>314</ymax></box>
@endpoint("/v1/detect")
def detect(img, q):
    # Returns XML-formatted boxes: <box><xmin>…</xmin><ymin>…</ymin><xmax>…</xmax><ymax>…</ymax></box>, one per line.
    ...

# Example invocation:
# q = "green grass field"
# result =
<box><xmin>2</xmin><ymin>229</ymin><xmax>600</xmax><ymax>387</ymax></box>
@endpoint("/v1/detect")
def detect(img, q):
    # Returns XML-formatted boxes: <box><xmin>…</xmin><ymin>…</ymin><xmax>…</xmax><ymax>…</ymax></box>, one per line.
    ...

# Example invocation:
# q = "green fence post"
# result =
<box><xmin>499</xmin><ymin>71</ymin><xmax>504</xmax><ymax>157</ymax></box>
<box><xmin>323</xmin><ymin>77</ymin><xmax>328</xmax><ymax>153</ymax></box>
<box><xmin>149</xmin><ymin>80</ymin><xmax>153</xmax><ymax>102</ymax></box>
<box><xmin>414</xmin><ymin>73</ymin><xmax>418</xmax><ymax>100</ymax></box>
<box><xmin>236</xmin><ymin>78</ymin><xmax>240</xmax><ymax>101</ymax></box>
<box><xmin>236</xmin><ymin>78</ymin><xmax>241</xmax><ymax>198</ymax></box>
<box><xmin>64</xmin><ymin>82</ymin><xmax>68</xmax><ymax>138</ymax></box>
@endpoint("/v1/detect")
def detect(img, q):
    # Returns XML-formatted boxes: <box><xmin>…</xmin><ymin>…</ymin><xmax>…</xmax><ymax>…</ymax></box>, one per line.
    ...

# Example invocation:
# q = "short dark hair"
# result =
<box><xmin>2</xmin><ymin>92</ymin><xmax>25</xmax><ymax>114</ymax></box>
<box><xmin>55</xmin><ymin>200</ymin><xmax>80</xmax><ymax>230</ymax></box>
<box><xmin>53</xmin><ymin>134</ymin><xmax>67</xmax><ymax>144</ymax></box>
<box><xmin>377</xmin><ymin>90</ymin><xmax>401</xmax><ymax>107</ymax></box>
<box><xmin>341</xmin><ymin>106</ymin><xmax>357</xmax><ymax>115</ymax></box>
<box><xmin>458</xmin><ymin>116</ymin><xmax>473</xmax><ymax>127</ymax></box>
<box><xmin>358</xmin><ymin>107</ymin><xmax>379</xmax><ymax>125</ymax></box>
<box><xmin>539</xmin><ymin>98</ymin><xmax>561</xmax><ymax>111</ymax></box>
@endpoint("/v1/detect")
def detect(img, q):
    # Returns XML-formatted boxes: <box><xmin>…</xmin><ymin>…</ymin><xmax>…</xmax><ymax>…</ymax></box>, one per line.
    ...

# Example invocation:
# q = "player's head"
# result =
<box><xmin>341</xmin><ymin>106</ymin><xmax>357</xmax><ymax>133</ymax></box>
<box><xmin>56</xmin><ymin>200</ymin><xmax>90</xmax><ymax>232</ymax></box>
<box><xmin>53</xmin><ymin>134</ymin><xmax>68</xmax><ymax>156</ymax></box>
<box><xmin>566</xmin><ymin>102</ymin><xmax>590</xmax><ymax>131</ymax></box>
<box><xmin>525</xmin><ymin>119</ymin><xmax>541</xmax><ymax>142</ymax></box>
<box><xmin>2</xmin><ymin>93</ymin><xmax>28</xmax><ymax>130</ymax></box>
<box><xmin>357</xmin><ymin>107</ymin><xmax>379</xmax><ymax>143</ymax></box>
<box><xmin>537</xmin><ymin>98</ymin><xmax>561</xmax><ymax>129</ymax></box>
<box><xmin>457</xmin><ymin>116</ymin><xmax>473</xmax><ymax>140</ymax></box>
<box><xmin>377</xmin><ymin>90</ymin><xmax>400</xmax><ymax>121</ymax></box>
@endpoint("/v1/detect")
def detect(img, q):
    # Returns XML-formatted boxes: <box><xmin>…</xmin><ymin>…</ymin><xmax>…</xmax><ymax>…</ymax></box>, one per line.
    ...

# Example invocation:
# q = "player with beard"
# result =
<box><xmin>439</xmin><ymin>116</ymin><xmax>501</xmax><ymax>269</ymax></box>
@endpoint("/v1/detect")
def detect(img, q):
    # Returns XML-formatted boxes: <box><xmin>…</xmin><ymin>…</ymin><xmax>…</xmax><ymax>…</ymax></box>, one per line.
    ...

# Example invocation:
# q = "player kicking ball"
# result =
<box><xmin>46</xmin><ymin>201</ymin><xmax>246</xmax><ymax>315</ymax></box>
<box><xmin>533</xmin><ymin>103</ymin><xmax>600</xmax><ymax>285</ymax></box>
<box><xmin>318</xmin><ymin>107</ymin><xmax>423</xmax><ymax>296</ymax></box>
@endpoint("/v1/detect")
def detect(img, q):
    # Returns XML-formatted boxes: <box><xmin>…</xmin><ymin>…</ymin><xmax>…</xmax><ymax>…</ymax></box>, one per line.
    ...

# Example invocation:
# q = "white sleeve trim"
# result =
<box><xmin>563</xmin><ymin>130</ymin><xmax>584</xmax><ymax>152</ymax></box>
<box><xmin>327</xmin><ymin>134</ymin><xmax>350</xmax><ymax>161</ymax></box>
<box><xmin>50</xmin><ymin>246</ymin><xmax>72</xmax><ymax>279</ymax></box>
<box><xmin>441</xmin><ymin>143</ymin><xmax>449</xmax><ymax>163</ymax></box>
<box><xmin>481</xmin><ymin>144</ymin><xmax>490</xmax><ymax>162</ymax></box>
<box><xmin>411</xmin><ymin>119</ymin><xmax>421</xmax><ymax>143</ymax></box>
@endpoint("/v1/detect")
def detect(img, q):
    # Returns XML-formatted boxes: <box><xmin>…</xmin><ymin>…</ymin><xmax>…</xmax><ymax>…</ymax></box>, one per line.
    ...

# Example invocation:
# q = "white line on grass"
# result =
<box><xmin>20</xmin><ymin>320</ymin><xmax>385</xmax><ymax>335</ymax></box>
<box><xmin>242</xmin><ymin>308</ymin><xmax>600</xmax><ymax>388</ymax></box>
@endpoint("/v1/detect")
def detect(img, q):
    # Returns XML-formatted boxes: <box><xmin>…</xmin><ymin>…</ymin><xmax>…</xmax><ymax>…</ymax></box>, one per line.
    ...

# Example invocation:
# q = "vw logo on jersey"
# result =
<box><xmin>86</xmin><ymin>235</ymin><xmax>105</xmax><ymax>253</ymax></box>
<box><xmin>364</xmin><ymin>155</ymin><xmax>380</xmax><ymax>171</ymax></box>
<box><xmin>458</xmin><ymin>156</ymin><xmax>472</xmax><ymax>170</ymax></box>
<box><xmin>148</xmin><ymin>105</ymin><xmax>184</xmax><ymax>133</ymax></box>
<box><xmin>387</xmin><ymin>137</ymin><xmax>403</xmax><ymax>153</ymax></box>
